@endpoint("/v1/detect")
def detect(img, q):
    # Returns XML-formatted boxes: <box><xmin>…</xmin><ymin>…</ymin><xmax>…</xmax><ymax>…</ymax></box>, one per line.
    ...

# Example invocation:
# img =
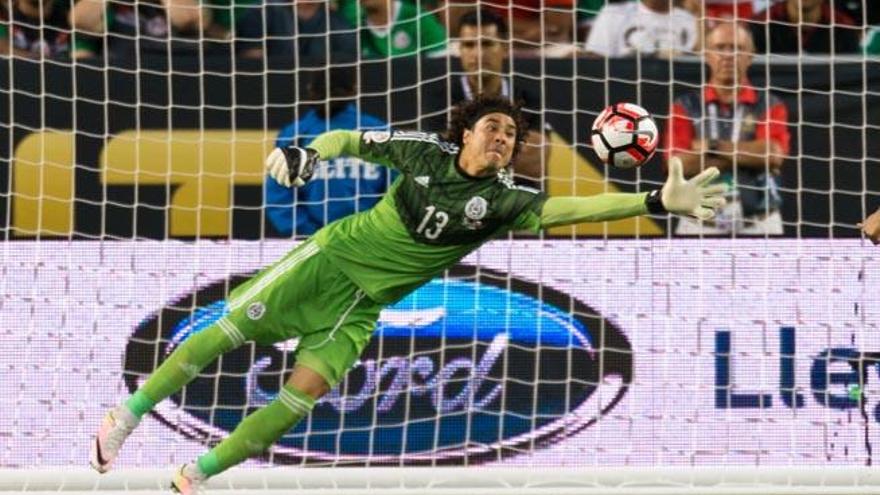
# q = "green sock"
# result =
<box><xmin>196</xmin><ymin>385</ymin><xmax>316</xmax><ymax>477</ymax></box>
<box><xmin>126</xmin><ymin>321</ymin><xmax>239</xmax><ymax>419</ymax></box>
<box><xmin>125</xmin><ymin>390</ymin><xmax>156</xmax><ymax>418</ymax></box>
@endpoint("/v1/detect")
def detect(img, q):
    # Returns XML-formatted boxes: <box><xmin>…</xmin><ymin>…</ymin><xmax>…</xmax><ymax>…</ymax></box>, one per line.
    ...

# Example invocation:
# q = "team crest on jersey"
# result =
<box><xmin>463</xmin><ymin>196</ymin><xmax>488</xmax><ymax>230</ymax></box>
<box><xmin>393</xmin><ymin>31</ymin><xmax>412</xmax><ymax>50</ymax></box>
<box><xmin>247</xmin><ymin>302</ymin><xmax>266</xmax><ymax>320</ymax></box>
<box><xmin>363</xmin><ymin>131</ymin><xmax>391</xmax><ymax>144</ymax></box>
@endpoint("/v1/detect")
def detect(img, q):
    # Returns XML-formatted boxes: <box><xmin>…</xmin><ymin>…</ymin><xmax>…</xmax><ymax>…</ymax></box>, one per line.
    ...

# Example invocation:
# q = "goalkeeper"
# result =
<box><xmin>90</xmin><ymin>95</ymin><xmax>727</xmax><ymax>494</ymax></box>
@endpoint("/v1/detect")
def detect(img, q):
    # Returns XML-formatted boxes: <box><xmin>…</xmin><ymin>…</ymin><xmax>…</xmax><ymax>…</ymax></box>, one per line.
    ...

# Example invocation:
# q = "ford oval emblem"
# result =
<box><xmin>123</xmin><ymin>265</ymin><xmax>632</xmax><ymax>464</ymax></box>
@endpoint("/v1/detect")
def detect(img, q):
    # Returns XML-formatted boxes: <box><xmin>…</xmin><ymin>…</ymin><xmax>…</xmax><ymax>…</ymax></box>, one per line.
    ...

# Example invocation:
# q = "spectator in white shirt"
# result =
<box><xmin>584</xmin><ymin>0</ymin><xmax>698</xmax><ymax>58</ymax></box>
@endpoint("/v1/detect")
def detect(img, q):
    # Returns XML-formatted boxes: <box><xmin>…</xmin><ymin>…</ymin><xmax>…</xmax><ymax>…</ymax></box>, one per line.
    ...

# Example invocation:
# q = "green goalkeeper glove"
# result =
<box><xmin>265</xmin><ymin>145</ymin><xmax>320</xmax><ymax>187</ymax></box>
<box><xmin>646</xmin><ymin>157</ymin><xmax>728</xmax><ymax>220</ymax></box>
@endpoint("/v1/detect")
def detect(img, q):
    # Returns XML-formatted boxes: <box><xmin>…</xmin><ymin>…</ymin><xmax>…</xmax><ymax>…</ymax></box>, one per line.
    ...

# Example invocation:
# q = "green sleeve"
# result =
<box><xmin>0</xmin><ymin>24</ymin><xmax>8</xmax><ymax>38</ymax></box>
<box><xmin>357</xmin><ymin>131</ymin><xmax>452</xmax><ymax>172</ymax></box>
<box><xmin>510</xmin><ymin>209</ymin><xmax>543</xmax><ymax>233</ymax></box>
<box><xmin>539</xmin><ymin>193</ymin><xmax>649</xmax><ymax>228</ymax></box>
<box><xmin>308</xmin><ymin>129</ymin><xmax>420</xmax><ymax>172</ymax></box>
<box><xmin>307</xmin><ymin>130</ymin><xmax>361</xmax><ymax>160</ymax></box>
<box><xmin>506</xmin><ymin>187</ymin><xmax>549</xmax><ymax>233</ymax></box>
<box><xmin>418</xmin><ymin>8</ymin><xmax>446</xmax><ymax>54</ymax></box>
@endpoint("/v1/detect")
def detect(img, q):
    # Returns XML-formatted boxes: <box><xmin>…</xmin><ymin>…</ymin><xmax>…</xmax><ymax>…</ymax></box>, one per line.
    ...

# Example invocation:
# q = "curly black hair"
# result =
<box><xmin>446</xmin><ymin>95</ymin><xmax>528</xmax><ymax>161</ymax></box>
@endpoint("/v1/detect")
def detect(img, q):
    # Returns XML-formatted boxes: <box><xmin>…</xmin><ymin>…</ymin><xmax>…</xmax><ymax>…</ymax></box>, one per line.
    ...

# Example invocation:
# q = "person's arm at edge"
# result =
<box><xmin>859</xmin><ymin>207</ymin><xmax>880</xmax><ymax>245</ymax></box>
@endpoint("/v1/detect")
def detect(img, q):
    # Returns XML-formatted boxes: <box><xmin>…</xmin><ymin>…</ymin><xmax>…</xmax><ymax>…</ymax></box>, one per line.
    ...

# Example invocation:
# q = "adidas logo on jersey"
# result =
<box><xmin>415</xmin><ymin>176</ymin><xmax>430</xmax><ymax>188</ymax></box>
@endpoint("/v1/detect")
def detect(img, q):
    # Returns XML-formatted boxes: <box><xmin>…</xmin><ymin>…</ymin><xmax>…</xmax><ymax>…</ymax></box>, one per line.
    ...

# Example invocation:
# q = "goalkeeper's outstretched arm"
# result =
<box><xmin>539</xmin><ymin>158</ymin><xmax>728</xmax><ymax>228</ymax></box>
<box><xmin>265</xmin><ymin>130</ymin><xmax>394</xmax><ymax>187</ymax></box>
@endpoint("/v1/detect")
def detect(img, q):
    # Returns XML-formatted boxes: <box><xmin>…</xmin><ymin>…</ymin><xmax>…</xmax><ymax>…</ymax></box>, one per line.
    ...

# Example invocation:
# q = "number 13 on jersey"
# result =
<box><xmin>415</xmin><ymin>205</ymin><xmax>449</xmax><ymax>240</ymax></box>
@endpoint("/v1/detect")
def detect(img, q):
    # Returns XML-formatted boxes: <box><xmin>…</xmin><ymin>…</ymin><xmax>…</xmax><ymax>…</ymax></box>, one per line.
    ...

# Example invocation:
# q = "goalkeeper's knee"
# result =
<box><xmin>176</xmin><ymin>321</ymin><xmax>240</xmax><ymax>371</ymax></box>
<box><xmin>136</xmin><ymin>320</ymin><xmax>241</xmax><ymax>409</ymax></box>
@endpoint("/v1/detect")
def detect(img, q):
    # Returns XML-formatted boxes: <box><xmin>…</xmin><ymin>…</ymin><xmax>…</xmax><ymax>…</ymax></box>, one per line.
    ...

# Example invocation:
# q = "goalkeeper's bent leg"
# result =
<box><xmin>126</xmin><ymin>320</ymin><xmax>239</xmax><ymax>418</ymax></box>
<box><xmin>92</xmin><ymin>322</ymin><xmax>238</xmax><ymax>473</ymax></box>
<box><xmin>192</xmin><ymin>365</ymin><xmax>327</xmax><ymax>477</ymax></box>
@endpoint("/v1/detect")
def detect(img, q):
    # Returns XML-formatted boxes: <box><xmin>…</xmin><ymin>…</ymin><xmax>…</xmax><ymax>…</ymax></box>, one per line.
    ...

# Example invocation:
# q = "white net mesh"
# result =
<box><xmin>2</xmin><ymin>0</ymin><xmax>880</xmax><ymax>492</ymax></box>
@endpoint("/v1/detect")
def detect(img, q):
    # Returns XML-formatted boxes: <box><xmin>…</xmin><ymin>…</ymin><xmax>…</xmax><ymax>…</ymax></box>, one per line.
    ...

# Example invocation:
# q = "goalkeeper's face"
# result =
<box><xmin>461</xmin><ymin>112</ymin><xmax>517</xmax><ymax>174</ymax></box>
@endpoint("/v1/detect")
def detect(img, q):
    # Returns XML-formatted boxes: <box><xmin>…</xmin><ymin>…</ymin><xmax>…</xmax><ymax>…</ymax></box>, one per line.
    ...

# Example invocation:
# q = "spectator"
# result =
<box><xmin>237</xmin><ymin>0</ymin><xmax>357</xmax><ymax>62</ymax></box>
<box><xmin>665</xmin><ymin>22</ymin><xmax>790</xmax><ymax>235</ymax></box>
<box><xmin>1</xmin><ymin>0</ymin><xmax>95</xmax><ymax>58</ymax></box>
<box><xmin>585</xmin><ymin>0</ymin><xmax>698</xmax><ymax>58</ymax></box>
<box><xmin>860</xmin><ymin>207</ymin><xmax>880</xmax><ymax>245</ymax></box>
<box><xmin>265</xmin><ymin>68</ymin><xmax>392</xmax><ymax>236</ymax></box>
<box><xmin>486</xmin><ymin>0</ymin><xmax>577</xmax><ymax>55</ymax></box>
<box><xmin>70</xmin><ymin>0</ymin><xmax>207</xmax><ymax>58</ymax></box>
<box><xmin>339</xmin><ymin>0</ymin><xmax>447</xmax><ymax>58</ymax></box>
<box><xmin>438</xmin><ymin>0</ymin><xmax>577</xmax><ymax>54</ymax></box>
<box><xmin>749</xmin><ymin>0</ymin><xmax>861</xmax><ymax>54</ymax></box>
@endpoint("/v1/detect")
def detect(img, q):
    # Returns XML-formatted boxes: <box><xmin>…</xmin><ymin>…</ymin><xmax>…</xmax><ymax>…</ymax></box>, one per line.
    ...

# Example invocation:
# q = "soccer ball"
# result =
<box><xmin>590</xmin><ymin>103</ymin><xmax>659</xmax><ymax>169</ymax></box>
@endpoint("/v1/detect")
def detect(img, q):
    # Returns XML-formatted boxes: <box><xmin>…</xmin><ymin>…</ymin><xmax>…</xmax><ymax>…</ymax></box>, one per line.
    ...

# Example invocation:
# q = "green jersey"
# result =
<box><xmin>340</xmin><ymin>0</ymin><xmax>447</xmax><ymax>58</ymax></box>
<box><xmin>312</xmin><ymin>130</ymin><xmax>547</xmax><ymax>304</ymax></box>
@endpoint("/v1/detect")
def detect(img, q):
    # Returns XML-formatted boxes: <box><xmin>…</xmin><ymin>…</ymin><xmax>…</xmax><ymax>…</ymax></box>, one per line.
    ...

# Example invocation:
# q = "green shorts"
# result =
<box><xmin>217</xmin><ymin>239</ymin><xmax>383</xmax><ymax>388</ymax></box>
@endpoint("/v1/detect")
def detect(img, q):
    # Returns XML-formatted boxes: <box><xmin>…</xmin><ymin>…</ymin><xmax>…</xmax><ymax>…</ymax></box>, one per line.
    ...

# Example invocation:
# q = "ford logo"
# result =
<box><xmin>123</xmin><ymin>265</ymin><xmax>632</xmax><ymax>464</ymax></box>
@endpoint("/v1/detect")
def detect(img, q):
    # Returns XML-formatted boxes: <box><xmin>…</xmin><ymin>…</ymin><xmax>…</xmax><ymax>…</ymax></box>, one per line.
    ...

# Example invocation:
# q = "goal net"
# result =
<box><xmin>2</xmin><ymin>0</ymin><xmax>880</xmax><ymax>493</ymax></box>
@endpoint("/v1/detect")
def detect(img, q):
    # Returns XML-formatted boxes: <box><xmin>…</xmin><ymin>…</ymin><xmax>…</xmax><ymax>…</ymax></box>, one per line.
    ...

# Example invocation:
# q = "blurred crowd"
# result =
<box><xmin>1</xmin><ymin>0</ymin><xmax>878</xmax><ymax>61</ymax></box>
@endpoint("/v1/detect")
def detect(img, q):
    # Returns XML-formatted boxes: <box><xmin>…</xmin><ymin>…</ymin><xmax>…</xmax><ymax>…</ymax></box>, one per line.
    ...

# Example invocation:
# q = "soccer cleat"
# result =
<box><xmin>171</xmin><ymin>463</ymin><xmax>208</xmax><ymax>495</ymax></box>
<box><xmin>90</xmin><ymin>405</ymin><xmax>140</xmax><ymax>473</ymax></box>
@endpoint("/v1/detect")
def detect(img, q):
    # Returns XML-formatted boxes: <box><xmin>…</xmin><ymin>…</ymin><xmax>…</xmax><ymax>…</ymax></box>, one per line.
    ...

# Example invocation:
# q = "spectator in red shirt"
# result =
<box><xmin>749</xmin><ymin>0</ymin><xmax>861</xmax><ymax>54</ymax></box>
<box><xmin>666</xmin><ymin>22</ymin><xmax>790</xmax><ymax>235</ymax></box>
